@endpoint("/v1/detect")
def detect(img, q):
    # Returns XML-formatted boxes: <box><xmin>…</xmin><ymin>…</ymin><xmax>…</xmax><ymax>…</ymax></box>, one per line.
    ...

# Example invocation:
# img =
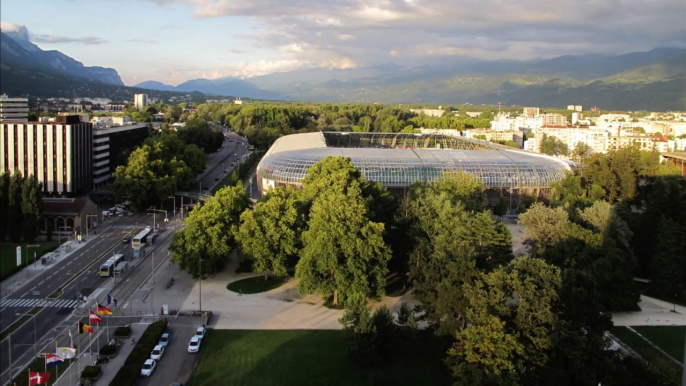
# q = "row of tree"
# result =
<box><xmin>0</xmin><ymin>171</ymin><xmax>44</xmax><ymax>243</ymax></box>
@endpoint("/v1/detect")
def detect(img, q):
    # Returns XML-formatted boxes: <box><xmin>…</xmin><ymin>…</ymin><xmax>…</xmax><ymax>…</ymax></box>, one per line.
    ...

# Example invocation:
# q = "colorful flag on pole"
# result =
<box><xmin>79</xmin><ymin>321</ymin><xmax>93</xmax><ymax>333</ymax></box>
<box><xmin>29</xmin><ymin>371</ymin><xmax>51</xmax><ymax>385</ymax></box>
<box><xmin>56</xmin><ymin>347</ymin><xmax>76</xmax><ymax>359</ymax></box>
<box><xmin>107</xmin><ymin>294</ymin><xmax>113</xmax><ymax>305</ymax></box>
<box><xmin>68</xmin><ymin>329</ymin><xmax>74</xmax><ymax>348</ymax></box>
<box><xmin>89</xmin><ymin>310</ymin><xmax>102</xmax><ymax>324</ymax></box>
<box><xmin>45</xmin><ymin>354</ymin><xmax>63</xmax><ymax>367</ymax></box>
<box><xmin>96</xmin><ymin>303</ymin><xmax>113</xmax><ymax>315</ymax></box>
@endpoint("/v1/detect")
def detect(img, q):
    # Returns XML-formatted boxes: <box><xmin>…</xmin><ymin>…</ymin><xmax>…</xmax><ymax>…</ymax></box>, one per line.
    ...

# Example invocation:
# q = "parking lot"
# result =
<box><xmin>138</xmin><ymin>316</ymin><xmax>205</xmax><ymax>386</ymax></box>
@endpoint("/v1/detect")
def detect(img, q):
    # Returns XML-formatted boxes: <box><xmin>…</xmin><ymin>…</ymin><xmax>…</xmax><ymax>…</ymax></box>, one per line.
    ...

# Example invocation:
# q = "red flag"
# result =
<box><xmin>29</xmin><ymin>371</ymin><xmax>51</xmax><ymax>385</ymax></box>
<box><xmin>89</xmin><ymin>310</ymin><xmax>102</xmax><ymax>324</ymax></box>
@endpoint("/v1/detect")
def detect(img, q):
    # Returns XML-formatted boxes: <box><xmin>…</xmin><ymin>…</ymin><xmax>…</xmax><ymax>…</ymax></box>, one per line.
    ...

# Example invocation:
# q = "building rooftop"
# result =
<box><xmin>43</xmin><ymin>197</ymin><xmax>92</xmax><ymax>215</ymax></box>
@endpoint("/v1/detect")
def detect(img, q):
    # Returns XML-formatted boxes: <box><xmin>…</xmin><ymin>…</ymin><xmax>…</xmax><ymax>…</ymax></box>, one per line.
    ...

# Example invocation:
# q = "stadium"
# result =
<box><xmin>256</xmin><ymin>132</ymin><xmax>571</xmax><ymax>205</ymax></box>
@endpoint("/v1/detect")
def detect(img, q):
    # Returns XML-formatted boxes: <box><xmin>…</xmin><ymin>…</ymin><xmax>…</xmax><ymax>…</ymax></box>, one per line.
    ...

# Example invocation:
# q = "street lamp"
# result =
<box><xmin>85</xmin><ymin>214</ymin><xmax>98</xmax><ymax>240</ymax></box>
<box><xmin>149</xmin><ymin>208</ymin><xmax>168</xmax><ymax>230</ymax></box>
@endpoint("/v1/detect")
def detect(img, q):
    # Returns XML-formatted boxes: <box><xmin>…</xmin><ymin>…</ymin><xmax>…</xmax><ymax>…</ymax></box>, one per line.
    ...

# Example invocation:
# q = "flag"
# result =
<box><xmin>29</xmin><ymin>371</ymin><xmax>51</xmax><ymax>385</ymax></box>
<box><xmin>89</xmin><ymin>310</ymin><xmax>102</xmax><ymax>324</ymax></box>
<box><xmin>79</xmin><ymin>321</ymin><xmax>93</xmax><ymax>333</ymax></box>
<box><xmin>107</xmin><ymin>293</ymin><xmax>113</xmax><ymax>305</ymax></box>
<box><xmin>45</xmin><ymin>354</ymin><xmax>63</xmax><ymax>367</ymax></box>
<box><xmin>96</xmin><ymin>304</ymin><xmax>113</xmax><ymax>315</ymax></box>
<box><xmin>68</xmin><ymin>329</ymin><xmax>74</xmax><ymax>348</ymax></box>
<box><xmin>56</xmin><ymin>347</ymin><xmax>76</xmax><ymax>359</ymax></box>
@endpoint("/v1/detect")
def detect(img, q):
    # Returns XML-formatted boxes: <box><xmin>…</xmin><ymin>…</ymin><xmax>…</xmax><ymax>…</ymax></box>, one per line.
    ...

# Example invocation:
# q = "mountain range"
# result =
<box><xmin>134</xmin><ymin>48</ymin><xmax>686</xmax><ymax>110</ymax></box>
<box><xmin>0</xmin><ymin>25</ymin><xmax>684</xmax><ymax>110</ymax></box>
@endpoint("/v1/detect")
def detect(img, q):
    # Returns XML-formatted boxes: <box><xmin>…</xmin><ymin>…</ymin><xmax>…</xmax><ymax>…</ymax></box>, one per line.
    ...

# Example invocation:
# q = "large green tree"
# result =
<box><xmin>237</xmin><ymin>187</ymin><xmax>305</xmax><ymax>278</ymax></box>
<box><xmin>170</xmin><ymin>185</ymin><xmax>250</xmax><ymax>277</ymax></box>
<box><xmin>21</xmin><ymin>175</ymin><xmax>43</xmax><ymax>242</ymax></box>
<box><xmin>8</xmin><ymin>171</ymin><xmax>25</xmax><ymax>242</ymax></box>
<box><xmin>650</xmin><ymin>217</ymin><xmax>686</xmax><ymax>301</ymax></box>
<box><xmin>0</xmin><ymin>172</ymin><xmax>10</xmax><ymax>241</ymax></box>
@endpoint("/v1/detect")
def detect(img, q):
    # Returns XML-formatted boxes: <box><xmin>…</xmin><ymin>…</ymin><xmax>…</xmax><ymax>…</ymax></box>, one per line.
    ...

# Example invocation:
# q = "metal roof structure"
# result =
<box><xmin>257</xmin><ymin>132</ymin><xmax>571</xmax><ymax>190</ymax></box>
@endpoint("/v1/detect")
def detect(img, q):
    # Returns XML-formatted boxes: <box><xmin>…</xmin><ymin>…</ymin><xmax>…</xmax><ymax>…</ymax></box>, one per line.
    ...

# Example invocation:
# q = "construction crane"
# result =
<box><xmin>497</xmin><ymin>101</ymin><xmax>506</xmax><ymax>114</ymax></box>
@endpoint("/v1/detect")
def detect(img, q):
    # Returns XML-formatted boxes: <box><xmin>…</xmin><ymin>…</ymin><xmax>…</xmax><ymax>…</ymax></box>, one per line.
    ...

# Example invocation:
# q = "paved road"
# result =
<box><xmin>195</xmin><ymin>133</ymin><xmax>251</xmax><ymax>193</ymax></box>
<box><xmin>138</xmin><ymin>317</ymin><xmax>200</xmax><ymax>386</ymax></box>
<box><xmin>0</xmin><ymin>214</ymin><xmax>168</xmax><ymax>385</ymax></box>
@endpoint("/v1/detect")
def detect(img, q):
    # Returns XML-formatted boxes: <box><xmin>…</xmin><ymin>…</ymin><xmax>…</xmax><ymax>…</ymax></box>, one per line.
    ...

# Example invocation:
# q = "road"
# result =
<box><xmin>194</xmin><ymin>132</ymin><xmax>252</xmax><ymax>194</ymax></box>
<box><xmin>0</xmin><ymin>213</ymin><xmax>166</xmax><ymax>385</ymax></box>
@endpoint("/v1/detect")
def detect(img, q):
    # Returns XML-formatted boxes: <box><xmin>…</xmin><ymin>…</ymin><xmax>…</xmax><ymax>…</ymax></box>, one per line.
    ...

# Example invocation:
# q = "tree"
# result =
<box><xmin>571</xmin><ymin>141</ymin><xmax>592</xmax><ymax>164</ymax></box>
<box><xmin>447</xmin><ymin>257</ymin><xmax>562</xmax><ymax>385</ymax></box>
<box><xmin>650</xmin><ymin>217</ymin><xmax>686</xmax><ymax>301</ymax></box>
<box><xmin>494</xmin><ymin>193</ymin><xmax>507</xmax><ymax>217</ymax></box>
<box><xmin>238</xmin><ymin>187</ymin><xmax>305</xmax><ymax>278</ymax></box>
<box><xmin>46</xmin><ymin>221</ymin><xmax>54</xmax><ymax>242</ymax></box>
<box><xmin>170</xmin><ymin>185</ymin><xmax>250</xmax><ymax>277</ymax></box>
<box><xmin>297</xmin><ymin>186</ymin><xmax>391</xmax><ymax>306</ymax></box>
<box><xmin>8</xmin><ymin>171</ymin><xmax>25</xmax><ymax>242</ymax></box>
<box><xmin>0</xmin><ymin>172</ymin><xmax>10</xmax><ymax>241</ymax></box>
<box><xmin>339</xmin><ymin>294</ymin><xmax>379</xmax><ymax>365</ymax></box>
<box><xmin>21</xmin><ymin>175</ymin><xmax>43</xmax><ymax>243</ymax></box>
<box><xmin>518</xmin><ymin>203</ymin><xmax>569</xmax><ymax>256</ymax></box>
<box><xmin>540</xmin><ymin>134</ymin><xmax>568</xmax><ymax>157</ymax></box>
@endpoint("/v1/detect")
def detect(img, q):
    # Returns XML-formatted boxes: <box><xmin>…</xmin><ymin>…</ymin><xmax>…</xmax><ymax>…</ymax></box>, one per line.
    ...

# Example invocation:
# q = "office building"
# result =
<box><xmin>92</xmin><ymin>122</ymin><xmax>149</xmax><ymax>187</ymax></box>
<box><xmin>0</xmin><ymin>94</ymin><xmax>29</xmax><ymax>121</ymax></box>
<box><xmin>0</xmin><ymin>115</ymin><xmax>93</xmax><ymax>195</ymax></box>
<box><xmin>134</xmin><ymin>94</ymin><xmax>148</xmax><ymax>110</ymax></box>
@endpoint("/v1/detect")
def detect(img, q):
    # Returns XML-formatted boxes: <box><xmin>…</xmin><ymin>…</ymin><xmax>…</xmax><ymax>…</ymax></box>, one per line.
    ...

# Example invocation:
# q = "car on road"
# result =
<box><xmin>151</xmin><ymin>344</ymin><xmax>165</xmax><ymax>361</ymax></box>
<box><xmin>159</xmin><ymin>333</ymin><xmax>171</xmax><ymax>347</ymax></box>
<box><xmin>145</xmin><ymin>226</ymin><xmax>151</xmax><ymax>230</ymax></box>
<box><xmin>194</xmin><ymin>327</ymin><xmax>206</xmax><ymax>340</ymax></box>
<box><xmin>188</xmin><ymin>336</ymin><xmax>201</xmax><ymax>353</ymax></box>
<box><xmin>122</xmin><ymin>238</ymin><xmax>130</xmax><ymax>244</ymax></box>
<box><xmin>141</xmin><ymin>359</ymin><xmax>157</xmax><ymax>376</ymax></box>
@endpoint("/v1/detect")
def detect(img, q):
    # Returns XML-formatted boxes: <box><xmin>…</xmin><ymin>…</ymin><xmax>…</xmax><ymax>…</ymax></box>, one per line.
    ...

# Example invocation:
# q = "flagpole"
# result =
<box><xmin>27</xmin><ymin>368</ymin><xmax>30</xmax><ymax>386</ymax></box>
<box><xmin>107</xmin><ymin>314</ymin><xmax>110</xmax><ymax>342</ymax></box>
<box><xmin>44</xmin><ymin>354</ymin><xmax>47</xmax><ymax>374</ymax></box>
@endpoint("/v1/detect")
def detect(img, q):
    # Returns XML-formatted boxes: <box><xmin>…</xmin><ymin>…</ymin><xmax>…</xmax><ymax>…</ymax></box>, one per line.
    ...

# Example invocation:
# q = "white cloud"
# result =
<box><xmin>336</xmin><ymin>34</ymin><xmax>356</xmax><ymax>41</ymax></box>
<box><xmin>1</xmin><ymin>22</ymin><xmax>105</xmax><ymax>45</ymax></box>
<box><xmin>389</xmin><ymin>49</ymin><xmax>400</xmax><ymax>57</ymax></box>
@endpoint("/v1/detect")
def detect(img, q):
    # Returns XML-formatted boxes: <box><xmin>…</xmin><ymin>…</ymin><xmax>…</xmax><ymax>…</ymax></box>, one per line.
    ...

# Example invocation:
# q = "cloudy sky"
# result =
<box><xmin>1</xmin><ymin>0</ymin><xmax>685</xmax><ymax>86</ymax></box>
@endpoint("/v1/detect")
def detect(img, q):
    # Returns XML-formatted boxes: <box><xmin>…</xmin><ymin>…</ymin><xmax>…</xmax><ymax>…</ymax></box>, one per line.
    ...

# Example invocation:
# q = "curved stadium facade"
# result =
<box><xmin>256</xmin><ymin>132</ymin><xmax>571</xmax><ymax>199</ymax></box>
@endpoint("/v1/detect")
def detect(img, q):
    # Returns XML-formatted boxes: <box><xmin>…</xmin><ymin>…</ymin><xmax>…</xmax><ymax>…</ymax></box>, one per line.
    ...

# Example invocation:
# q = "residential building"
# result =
<box><xmin>606</xmin><ymin>134</ymin><xmax>670</xmax><ymax>153</ymax></box>
<box><xmin>0</xmin><ymin>115</ymin><xmax>93</xmax><ymax>195</ymax></box>
<box><xmin>92</xmin><ymin>122</ymin><xmax>149</xmax><ymax>188</ymax></box>
<box><xmin>410</xmin><ymin>108</ymin><xmax>445</xmax><ymax>118</ymax></box>
<box><xmin>0</xmin><ymin>94</ymin><xmax>29</xmax><ymax>121</ymax></box>
<box><xmin>234</xmin><ymin>98</ymin><xmax>243</xmax><ymax>105</ymax></box>
<box><xmin>524</xmin><ymin>126</ymin><xmax>609</xmax><ymax>155</ymax></box>
<box><xmin>92</xmin><ymin>116</ymin><xmax>132</xmax><ymax>127</ymax></box>
<box><xmin>541</xmin><ymin>113</ymin><xmax>568</xmax><ymax>127</ymax></box>
<box><xmin>134</xmin><ymin>94</ymin><xmax>148</xmax><ymax>110</ymax></box>
<box><xmin>464</xmin><ymin>129</ymin><xmax>524</xmax><ymax>148</ymax></box>
<box><xmin>522</xmin><ymin>107</ymin><xmax>540</xmax><ymax>118</ymax></box>
<box><xmin>567</xmin><ymin>105</ymin><xmax>583</xmax><ymax>112</ymax></box>
<box><xmin>490</xmin><ymin>116</ymin><xmax>516</xmax><ymax>131</ymax></box>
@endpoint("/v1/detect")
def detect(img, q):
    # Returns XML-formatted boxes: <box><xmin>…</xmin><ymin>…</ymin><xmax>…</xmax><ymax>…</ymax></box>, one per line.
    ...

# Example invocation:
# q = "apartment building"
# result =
<box><xmin>607</xmin><ymin>134</ymin><xmax>670</xmax><ymax>153</ymax></box>
<box><xmin>464</xmin><ymin>129</ymin><xmax>524</xmax><ymax>148</ymax></box>
<box><xmin>410</xmin><ymin>108</ymin><xmax>445</xmax><ymax>118</ymax></box>
<box><xmin>0</xmin><ymin>115</ymin><xmax>93</xmax><ymax>195</ymax></box>
<box><xmin>134</xmin><ymin>94</ymin><xmax>148</xmax><ymax>110</ymax></box>
<box><xmin>522</xmin><ymin>107</ymin><xmax>540</xmax><ymax>118</ymax></box>
<box><xmin>0</xmin><ymin>94</ymin><xmax>29</xmax><ymax>122</ymax></box>
<box><xmin>541</xmin><ymin>114</ymin><xmax>568</xmax><ymax>127</ymax></box>
<box><xmin>567</xmin><ymin>105</ymin><xmax>583</xmax><ymax>112</ymax></box>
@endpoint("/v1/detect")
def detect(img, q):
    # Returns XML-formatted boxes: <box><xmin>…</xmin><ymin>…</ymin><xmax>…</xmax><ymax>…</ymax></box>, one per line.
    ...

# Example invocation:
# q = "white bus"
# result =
<box><xmin>100</xmin><ymin>253</ymin><xmax>125</xmax><ymax>277</ymax></box>
<box><xmin>132</xmin><ymin>229</ymin><xmax>152</xmax><ymax>248</ymax></box>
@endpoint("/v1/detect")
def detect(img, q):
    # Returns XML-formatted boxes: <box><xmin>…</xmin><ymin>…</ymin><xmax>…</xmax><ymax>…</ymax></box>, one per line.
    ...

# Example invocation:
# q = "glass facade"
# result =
<box><xmin>257</xmin><ymin>133</ymin><xmax>571</xmax><ymax>191</ymax></box>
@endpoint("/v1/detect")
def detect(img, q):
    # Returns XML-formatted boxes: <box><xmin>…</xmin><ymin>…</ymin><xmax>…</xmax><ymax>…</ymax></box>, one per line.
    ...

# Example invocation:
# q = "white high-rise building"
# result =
<box><xmin>134</xmin><ymin>94</ymin><xmax>148</xmax><ymax>110</ymax></box>
<box><xmin>0</xmin><ymin>94</ymin><xmax>29</xmax><ymax>121</ymax></box>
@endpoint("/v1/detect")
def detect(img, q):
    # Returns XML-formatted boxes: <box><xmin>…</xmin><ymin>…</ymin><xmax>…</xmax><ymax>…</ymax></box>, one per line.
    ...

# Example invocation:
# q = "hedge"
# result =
<box><xmin>99</xmin><ymin>344</ymin><xmax>117</xmax><ymax>356</ymax></box>
<box><xmin>114</xmin><ymin>326</ymin><xmax>131</xmax><ymax>337</ymax></box>
<box><xmin>109</xmin><ymin>320</ymin><xmax>167</xmax><ymax>386</ymax></box>
<box><xmin>81</xmin><ymin>365</ymin><xmax>102</xmax><ymax>380</ymax></box>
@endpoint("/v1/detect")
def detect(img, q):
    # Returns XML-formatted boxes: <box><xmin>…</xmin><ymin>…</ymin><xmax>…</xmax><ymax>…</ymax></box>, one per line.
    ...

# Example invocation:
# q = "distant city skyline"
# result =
<box><xmin>1</xmin><ymin>0</ymin><xmax>685</xmax><ymax>86</ymax></box>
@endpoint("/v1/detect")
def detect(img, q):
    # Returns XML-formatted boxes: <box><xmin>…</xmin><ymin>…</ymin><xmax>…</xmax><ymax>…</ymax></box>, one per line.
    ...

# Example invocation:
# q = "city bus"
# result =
<box><xmin>132</xmin><ymin>229</ymin><xmax>152</xmax><ymax>248</ymax></box>
<box><xmin>114</xmin><ymin>261</ymin><xmax>128</xmax><ymax>275</ymax></box>
<box><xmin>100</xmin><ymin>253</ymin><xmax>125</xmax><ymax>277</ymax></box>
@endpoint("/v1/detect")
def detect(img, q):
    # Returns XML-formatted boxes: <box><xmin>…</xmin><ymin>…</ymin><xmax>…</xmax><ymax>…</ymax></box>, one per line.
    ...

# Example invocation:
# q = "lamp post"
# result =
<box><xmin>85</xmin><ymin>214</ymin><xmax>98</xmax><ymax>240</ymax></box>
<box><xmin>149</xmin><ymin>209</ymin><xmax>168</xmax><ymax>230</ymax></box>
<box><xmin>26</xmin><ymin>244</ymin><xmax>40</xmax><ymax>272</ymax></box>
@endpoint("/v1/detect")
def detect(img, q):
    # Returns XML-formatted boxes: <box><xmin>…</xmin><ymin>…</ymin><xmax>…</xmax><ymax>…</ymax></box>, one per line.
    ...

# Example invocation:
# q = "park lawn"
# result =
<box><xmin>191</xmin><ymin>330</ymin><xmax>453</xmax><ymax>386</ymax></box>
<box><xmin>611</xmin><ymin>326</ymin><xmax>683</xmax><ymax>383</ymax></box>
<box><xmin>632</xmin><ymin>326</ymin><xmax>685</xmax><ymax>362</ymax></box>
<box><xmin>0</xmin><ymin>241</ymin><xmax>59</xmax><ymax>281</ymax></box>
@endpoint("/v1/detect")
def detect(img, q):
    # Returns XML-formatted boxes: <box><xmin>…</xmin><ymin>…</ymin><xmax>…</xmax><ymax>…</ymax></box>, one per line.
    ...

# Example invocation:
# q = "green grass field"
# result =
<box><xmin>0</xmin><ymin>241</ymin><xmax>59</xmax><ymax>281</ymax></box>
<box><xmin>191</xmin><ymin>330</ymin><xmax>453</xmax><ymax>386</ymax></box>
<box><xmin>611</xmin><ymin>326</ymin><xmax>683</xmax><ymax>383</ymax></box>
<box><xmin>226</xmin><ymin>276</ymin><xmax>288</xmax><ymax>294</ymax></box>
<box><xmin>632</xmin><ymin>326</ymin><xmax>685</xmax><ymax>362</ymax></box>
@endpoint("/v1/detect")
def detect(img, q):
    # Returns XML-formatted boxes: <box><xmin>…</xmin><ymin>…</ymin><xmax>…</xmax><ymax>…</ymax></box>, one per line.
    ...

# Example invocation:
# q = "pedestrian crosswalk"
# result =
<box><xmin>111</xmin><ymin>224</ymin><xmax>137</xmax><ymax>230</ymax></box>
<box><xmin>0</xmin><ymin>298</ymin><xmax>81</xmax><ymax>309</ymax></box>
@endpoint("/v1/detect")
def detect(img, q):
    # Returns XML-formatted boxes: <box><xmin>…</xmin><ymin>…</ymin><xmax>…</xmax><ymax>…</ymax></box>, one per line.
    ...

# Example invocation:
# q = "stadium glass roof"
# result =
<box><xmin>256</xmin><ymin>132</ymin><xmax>571</xmax><ymax>189</ymax></box>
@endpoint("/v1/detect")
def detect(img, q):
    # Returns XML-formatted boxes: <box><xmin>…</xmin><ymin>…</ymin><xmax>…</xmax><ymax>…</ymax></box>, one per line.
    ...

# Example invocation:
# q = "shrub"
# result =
<box><xmin>81</xmin><ymin>365</ymin><xmax>101</xmax><ymax>380</ymax></box>
<box><xmin>114</xmin><ymin>326</ymin><xmax>131</xmax><ymax>337</ymax></box>
<box><xmin>109</xmin><ymin>320</ymin><xmax>167</xmax><ymax>386</ymax></box>
<box><xmin>99</xmin><ymin>344</ymin><xmax>117</xmax><ymax>356</ymax></box>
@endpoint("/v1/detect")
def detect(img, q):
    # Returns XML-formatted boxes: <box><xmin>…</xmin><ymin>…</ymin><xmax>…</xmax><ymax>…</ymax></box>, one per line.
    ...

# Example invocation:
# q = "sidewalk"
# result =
<box><xmin>612</xmin><ymin>295</ymin><xmax>686</xmax><ymax>326</ymax></box>
<box><xmin>53</xmin><ymin>323</ymin><xmax>151</xmax><ymax>386</ymax></box>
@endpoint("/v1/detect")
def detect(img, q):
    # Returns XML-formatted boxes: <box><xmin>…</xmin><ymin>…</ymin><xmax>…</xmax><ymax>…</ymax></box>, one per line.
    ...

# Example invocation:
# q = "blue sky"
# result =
<box><xmin>2</xmin><ymin>0</ymin><xmax>685</xmax><ymax>86</ymax></box>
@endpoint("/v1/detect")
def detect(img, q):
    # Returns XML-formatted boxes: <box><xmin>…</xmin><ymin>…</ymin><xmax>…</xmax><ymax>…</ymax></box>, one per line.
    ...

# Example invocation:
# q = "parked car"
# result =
<box><xmin>194</xmin><ymin>327</ymin><xmax>206</xmax><ymax>340</ymax></box>
<box><xmin>188</xmin><ymin>337</ymin><xmax>201</xmax><ymax>353</ymax></box>
<box><xmin>141</xmin><ymin>359</ymin><xmax>157</xmax><ymax>377</ymax></box>
<box><xmin>151</xmin><ymin>345</ymin><xmax>165</xmax><ymax>361</ymax></box>
<box><xmin>159</xmin><ymin>333</ymin><xmax>171</xmax><ymax>347</ymax></box>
